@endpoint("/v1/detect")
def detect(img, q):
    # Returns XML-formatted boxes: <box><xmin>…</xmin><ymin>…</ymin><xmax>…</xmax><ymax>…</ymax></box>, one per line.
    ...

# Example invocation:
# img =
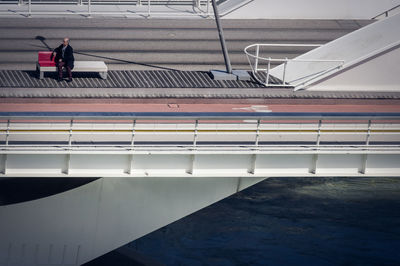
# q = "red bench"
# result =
<box><xmin>36</xmin><ymin>51</ymin><xmax>108</xmax><ymax>80</ymax></box>
<box><xmin>38</xmin><ymin>51</ymin><xmax>56</xmax><ymax>67</ymax></box>
<box><xmin>36</xmin><ymin>51</ymin><xmax>55</xmax><ymax>79</ymax></box>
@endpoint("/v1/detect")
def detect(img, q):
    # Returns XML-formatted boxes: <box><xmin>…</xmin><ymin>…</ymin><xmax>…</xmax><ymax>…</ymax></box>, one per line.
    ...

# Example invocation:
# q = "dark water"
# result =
<box><xmin>87</xmin><ymin>177</ymin><xmax>400</xmax><ymax>266</ymax></box>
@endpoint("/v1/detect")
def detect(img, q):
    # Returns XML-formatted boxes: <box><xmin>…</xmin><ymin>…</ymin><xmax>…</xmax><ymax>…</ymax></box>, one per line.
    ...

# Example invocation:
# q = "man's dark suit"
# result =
<box><xmin>52</xmin><ymin>44</ymin><xmax>74</xmax><ymax>80</ymax></box>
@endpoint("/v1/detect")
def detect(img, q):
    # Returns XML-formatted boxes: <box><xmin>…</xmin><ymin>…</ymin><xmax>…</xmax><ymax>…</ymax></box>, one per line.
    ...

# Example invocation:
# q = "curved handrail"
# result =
<box><xmin>244</xmin><ymin>43</ymin><xmax>345</xmax><ymax>87</ymax></box>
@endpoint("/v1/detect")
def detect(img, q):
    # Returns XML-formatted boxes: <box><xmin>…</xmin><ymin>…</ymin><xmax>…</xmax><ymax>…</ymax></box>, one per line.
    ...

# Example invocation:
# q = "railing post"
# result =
<box><xmin>366</xmin><ymin>119</ymin><xmax>371</xmax><ymax>146</ymax></box>
<box><xmin>282</xmin><ymin>57</ymin><xmax>288</xmax><ymax>85</ymax></box>
<box><xmin>148</xmin><ymin>0</ymin><xmax>151</xmax><ymax>17</ymax></box>
<box><xmin>137</xmin><ymin>0</ymin><xmax>141</xmax><ymax>6</ymax></box>
<box><xmin>316</xmin><ymin>119</ymin><xmax>322</xmax><ymax>146</ymax></box>
<box><xmin>18</xmin><ymin>0</ymin><xmax>24</xmax><ymax>6</ymax></box>
<box><xmin>207</xmin><ymin>0</ymin><xmax>210</xmax><ymax>15</ymax></box>
<box><xmin>254</xmin><ymin>45</ymin><xmax>260</xmax><ymax>72</ymax></box>
<box><xmin>131</xmin><ymin>120</ymin><xmax>136</xmax><ymax>149</ymax></box>
<box><xmin>255</xmin><ymin>119</ymin><xmax>260</xmax><ymax>147</ymax></box>
<box><xmin>88</xmin><ymin>0</ymin><xmax>91</xmax><ymax>17</ymax></box>
<box><xmin>77</xmin><ymin>0</ymin><xmax>82</xmax><ymax>6</ymax></box>
<box><xmin>266</xmin><ymin>57</ymin><xmax>271</xmax><ymax>86</ymax></box>
<box><xmin>28</xmin><ymin>0</ymin><xmax>31</xmax><ymax>17</ymax></box>
<box><xmin>68</xmin><ymin>120</ymin><xmax>73</xmax><ymax>148</ymax></box>
<box><xmin>5</xmin><ymin>120</ymin><xmax>10</xmax><ymax>146</ymax></box>
<box><xmin>193</xmin><ymin>120</ymin><xmax>198</xmax><ymax>147</ymax></box>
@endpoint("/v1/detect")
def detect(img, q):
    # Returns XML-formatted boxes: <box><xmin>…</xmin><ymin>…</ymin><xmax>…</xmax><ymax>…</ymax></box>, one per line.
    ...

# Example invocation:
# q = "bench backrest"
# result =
<box><xmin>38</xmin><ymin>51</ymin><xmax>55</xmax><ymax>67</ymax></box>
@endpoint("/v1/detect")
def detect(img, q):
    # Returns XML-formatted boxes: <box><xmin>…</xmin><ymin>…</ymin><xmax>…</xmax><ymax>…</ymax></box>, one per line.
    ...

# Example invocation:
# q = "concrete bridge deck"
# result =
<box><xmin>0</xmin><ymin>17</ymin><xmax>372</xmax><ymax>71</ymax></box>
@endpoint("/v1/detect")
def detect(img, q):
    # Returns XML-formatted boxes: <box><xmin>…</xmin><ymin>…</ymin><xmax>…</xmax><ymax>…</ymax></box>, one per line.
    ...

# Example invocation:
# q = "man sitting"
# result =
<box><xmin>52</xmin><ymin>38</ymin><xmax>74</xmax><ymax>82</ymax></box>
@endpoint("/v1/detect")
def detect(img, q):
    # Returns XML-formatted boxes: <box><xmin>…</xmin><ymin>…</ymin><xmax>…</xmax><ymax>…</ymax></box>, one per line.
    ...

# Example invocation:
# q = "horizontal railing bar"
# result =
<box><xmin>1</xmin><ymin>130</ymin><xmax>400</xmax><ymax>134</ymax></box>
<box><xmin>0</xmin><ymin>145</ymin><xmax>400</xmax><ymax>154</ymax></box>
<box><xmin>1</xmin><ymin>112</ymin><xmax>400</xmax><ymax>120</ymax></box>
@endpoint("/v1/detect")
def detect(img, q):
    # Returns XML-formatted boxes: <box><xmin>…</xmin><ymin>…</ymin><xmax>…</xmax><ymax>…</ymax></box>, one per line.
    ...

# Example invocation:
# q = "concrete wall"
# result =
<box><xmin>224</xmin><ymin>0</ymin><xmax>400</xmax><ymax>19</ymax></box>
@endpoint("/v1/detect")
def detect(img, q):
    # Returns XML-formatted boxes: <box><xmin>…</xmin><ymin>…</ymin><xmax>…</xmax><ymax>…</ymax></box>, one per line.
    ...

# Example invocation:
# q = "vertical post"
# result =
<box><xmin>5</xmin><ymin>120</ymin><xmax>10</xmax><ymax>146</ymax></box>
<box><xmin>266</xmin><ymin>57</ymin><xmax>271</xmax><ymax>86</ymax></box>
<box><xmin>1</xmin><ymin>154</ymin><xmax>7</xmax><ymax>175</ymax></box>
<box><xmin>68</xmin><ymin>119</ymin><xmax>73</xmax><ymax>148</ymax></box>
<box><xmin>18</xmin><ymin>0</ymin><xmax>23</xmax><ymax>6</ymax></box>
<box><xmin>28</xmin><ymin>0</ymin><xmax>31</xmax><ymax>17</ymax></box>
<box><xmin>137</xmin><ymin>0</ymin><xmax>141</xmax><ymax>6</ymax></box>
<box><xmin>77</xmin><ymin>0</ymin><xmax>82</xmax><ymax>5</ymax></box>
<box><xmin>282</xmin><ymin>57</ymin><xmax>288</xmax><ymax>85</ymax></box>
<box><xmin>211</xmin><ymin>0</ymin><xmax>232</xmax><ymax>74</ymax></box>
<box><xmin>316</xmin><ymin>119</ymin><xmax>322</xmax><ymax>146</ymax></box>
<box><xmin>255</xmin><ymin>119</ymin><xmax>260</xmax><ymax>147</ymax></box>
<box><xmin>366</xmin><ymin>119</ymin><xmax>371</xmax><ymax>146</ymax></box>
<box><xmin>254</xmin><ymin>45</ymin><xmax>260</xmax><ymax>71</ymax></box>
<box><xmin>248</xmin><ymin>155</ymin><xmax>257</xmax><ymax>175</ymax></box>
<box><xmin>131</xmin><ymin>120</ymin><xmax>136</xmax><ymax>148</ymax></box>
<box><xmin>360</xmin><ymin>154</ymin><xmax>368</xmax><ymax>174</ymax></box>
<box><xmin>193</xmin><ymin>120</ymin><xmax>199</xmax><ymax>147</ymax></box>
<box><xmin>148</xmin><ymin>0</ymin><xmax>151</xmax><ymax>17</ymax></box>
<box><xmin>128</xmin><ymin>154</ymin><xmax>134</xmax><ymax>175</ymax></box>
<box><xmin>88</xmin><ymin>0</ymin><xmax>91</xmax><ymax>17</ymax></box>
<box><xmin>207</xmin><ymin>0</ymin><xmax>210</xmax><ymax>15</ymax></box>
<box><xmin>310</xmin><ymin>154</ymin><xmax>318</xmax><ymax>174</ymax></box>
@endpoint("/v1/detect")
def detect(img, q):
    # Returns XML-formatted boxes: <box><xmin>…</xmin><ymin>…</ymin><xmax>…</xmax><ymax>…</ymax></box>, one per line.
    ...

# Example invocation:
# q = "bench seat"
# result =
<box><xmin>36</xmin><ymin>51</ymin><xmax>108</xmax><ymax>79</ymax></box>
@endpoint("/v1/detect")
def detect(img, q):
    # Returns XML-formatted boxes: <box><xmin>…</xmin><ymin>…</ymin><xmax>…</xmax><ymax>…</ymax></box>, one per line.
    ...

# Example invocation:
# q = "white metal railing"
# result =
<box><xmin>244</xmin><ymin>43</ymin><xmax>345</xmax><ymax>87</ymax></box>
<box><xmin>2</xmin><ymin>0</ymin><xmax>213</xmax><ymax>17</ymax></box>
<box><xmin>1</xmin><ymin>113</ymin><xmax>400</xmax><ymax>152</ymax></box>
<box><xmin>372</xmin><ymin>4</ymin><xmax>400</xmax><ymax>19</ymax></box>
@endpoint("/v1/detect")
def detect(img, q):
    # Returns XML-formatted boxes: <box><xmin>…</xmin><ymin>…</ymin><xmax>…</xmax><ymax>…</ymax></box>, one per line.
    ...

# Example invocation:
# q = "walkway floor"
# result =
<box><xmin>1</xmin><ymin>70</ymin><xmax>400</xmax><ymax>99</ymax></box>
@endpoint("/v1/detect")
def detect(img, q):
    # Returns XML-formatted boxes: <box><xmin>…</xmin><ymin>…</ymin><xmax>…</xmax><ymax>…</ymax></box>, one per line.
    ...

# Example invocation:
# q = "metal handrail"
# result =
<box><xmin>1</xmin><ymin>111</ymin><xmax>400</xmax><ymax>120</ymax></box>
<box><xmin>372</xmin><ymin>4</ymin><xmax>400</xmax><ymax>19</ymax></box>
<box><xmin>8</xmin><ymin>0</ymin><xmax>212</xmax><ymax>17</ymax></box>
<box><xmin>1</xmin><ymin>113</ymin><xmax>400</xmax><ymax>150</ymax></box>
<box><xmin>245</xmin><ymin>39</ymin><xmax>400</xmax><ymax>90</ymax></box>
<box><xmin>244</xmin><ymin>43</ymin><xmax>345</xmax><ymax>87</ymax></box>
<box><xmin>292</xmin><ymin>39</ymin><xmax>400</xmax><ymax>91</ymax></box>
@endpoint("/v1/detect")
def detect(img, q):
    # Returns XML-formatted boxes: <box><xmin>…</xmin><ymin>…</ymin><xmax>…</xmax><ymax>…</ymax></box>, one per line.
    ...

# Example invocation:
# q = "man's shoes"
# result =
<box><xmin>67</xmin><ymin>78</ymin><xmax>73</xmax><ymax>83</ymax></box>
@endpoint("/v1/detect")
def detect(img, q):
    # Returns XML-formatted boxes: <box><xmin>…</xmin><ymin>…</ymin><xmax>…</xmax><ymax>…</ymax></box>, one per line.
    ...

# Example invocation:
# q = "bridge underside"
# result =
<box><xmin>0</xmin><ymin>175</ymin><xmax>266</xmax><ymax>265</ymax></box>
<box><xmin>2</xmin><ymin>152</ymin><xmax>400</xmax><ymax>178</ymax></box>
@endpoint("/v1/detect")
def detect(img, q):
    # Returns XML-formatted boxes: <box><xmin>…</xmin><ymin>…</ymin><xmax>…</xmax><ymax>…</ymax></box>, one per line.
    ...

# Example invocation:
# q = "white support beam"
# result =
<box><xmin>63</xmin><ymin>154</ymin><xmax>71</xmax><ymax>175</ymax></box>
<box><xmin>1</xmin><ymin>152</ymin><xmax>399</xmax><ymax>178</ymax></box>
<box><xmin>187</xmin><ymin>154</ymin><xmax>195</xmax><ymax>175</ymax></box>
<box><xmin>0</xmin><ymin>154</ymin><xmax>7</xmax><ymax>175</ymax></box>
<box><xmin>310</xmin><ymin>154</ymin><xmax>318</xmax><ymax>174</ymax></box>
<box><xmin>128</xmin><ymin>154</ymin><xmax>134</xmax><ymax>175</ymax></box>
<box><xmin>248</xmin><ymin>154</ymin><xmax>257</xmax><ymax>174</ymax></box>
<box><xmin>360</xmin><ymin>154</ymin><xmax>368</xmax><ymax>174</ymax></box>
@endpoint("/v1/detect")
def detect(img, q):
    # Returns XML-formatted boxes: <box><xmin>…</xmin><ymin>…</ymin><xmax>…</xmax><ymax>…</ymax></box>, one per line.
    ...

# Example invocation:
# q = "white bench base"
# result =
<box><xmin>37</xmin><ymin>61</ymin><xmax>108</xmax><ymax>80</ymax></box>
